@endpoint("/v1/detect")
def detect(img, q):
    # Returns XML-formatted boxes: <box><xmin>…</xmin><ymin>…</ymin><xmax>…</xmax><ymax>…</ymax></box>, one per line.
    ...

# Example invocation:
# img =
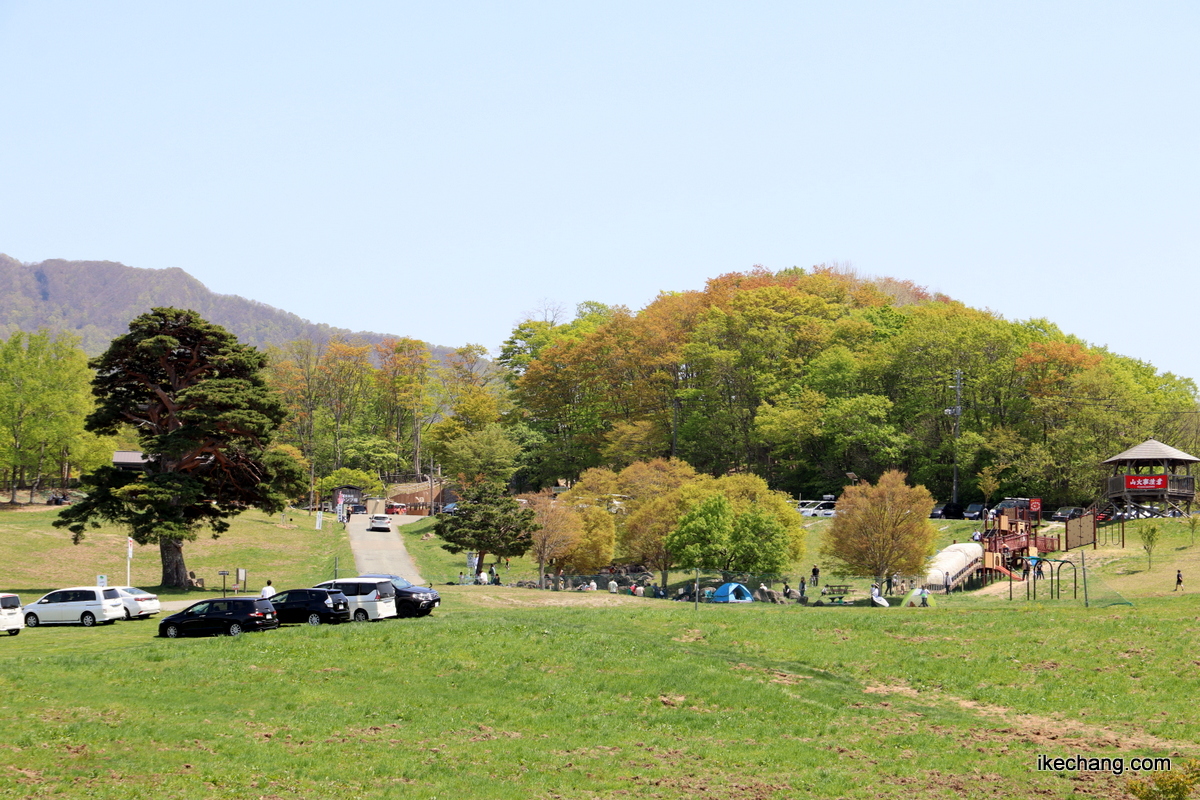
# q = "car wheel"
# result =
<box><xmin>81</xmin><ymin>612</ymin><xmax>96</xmax><ymax>627</ymax></box>
<box><xmin>353</xmin><ymin>609</ymin><xmax>369</xmax><ymax>622</ymax></box>
<box><xmin>124</xmin><ymin>607</ymin><xmax>131</xmax><ymax>620</ymax></box>
<box><xmin>7</xmin><ymin>629</ymin><xmax>18</xmax><ymax>636</ymax></box>
<box><xmin>307</xmin><ymin>613</ymin><xmax>322</xmax><ymax>626</ymax></box>
<box><xmin>24</xmin><ymin>613</ymin><xmax>39</xmax><ymax>628</ymax></box>
<box><xmin>227</xmin><ymin>622</ymin><xmax>243</xmax><ymax>636</ymax></box>
<box><xmin>163</xmin><ymin>624</ymin><xmax>181</xmax><ymax>638</ymax></box>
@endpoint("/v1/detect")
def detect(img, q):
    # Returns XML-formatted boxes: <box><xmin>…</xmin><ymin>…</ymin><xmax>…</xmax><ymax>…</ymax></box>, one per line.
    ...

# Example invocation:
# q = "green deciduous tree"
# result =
<box><xmin>435</xmin><ymin>481</ymin><xmax>537</xmax><ymax>574</ymax></box>
<box><xmin>1141</xmin><ymin>524</ymin><xmax>1160</xmax><ymax>570</ymax></box>
<box><xmin>665</xmin><ymin>491</ymin><xmax>793</xmax><ymax>575</ymax></box>
<box><xmin>316</xmin><ymin>467</ymin><xmax>384</xmax><ymax>501</ymax></box>
<box><xmin>821</xmin><ymin>470</ymin><xmax>937</xmax><ymax>583</ymax></box>
<box><xmin>441</xmin><ymin>423</ymin><xmax>522</xmax><ymax>486</ymax></box>
<box><xmin>54</xmin><ymin>308</ymin><xmax>305</xmax><ymax>587</ymax></box>
<box><xmin>0</xmin><ymin>331</ymin><xmax>94</xmax><ymax>502</ymax></box>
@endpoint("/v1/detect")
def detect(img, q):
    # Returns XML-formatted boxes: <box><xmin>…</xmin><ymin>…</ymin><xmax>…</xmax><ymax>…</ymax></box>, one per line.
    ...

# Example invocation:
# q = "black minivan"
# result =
<box><xmin>269</xmin><ymin>588</ymin><xmax>351</xmax><ymax>625</ymax></box>
<box><xmin>158</xmin><ymin>597</ymin><xmax>280</xmax><ymax>638</ymax></box>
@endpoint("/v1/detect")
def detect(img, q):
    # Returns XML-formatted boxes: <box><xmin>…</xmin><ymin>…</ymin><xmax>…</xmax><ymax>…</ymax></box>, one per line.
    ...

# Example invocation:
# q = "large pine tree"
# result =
<box><xmin>55</xmin><ymin>308</ymin><xmax>306</xmax><ymax>587</ymax></box>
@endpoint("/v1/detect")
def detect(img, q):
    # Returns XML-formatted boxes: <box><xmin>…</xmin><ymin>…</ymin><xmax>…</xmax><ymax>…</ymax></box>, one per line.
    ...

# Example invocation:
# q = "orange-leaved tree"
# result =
<box><xmin>821</xmin><ymin>470</ymin><xmax>937</xmax><ymax>585</ymax></box>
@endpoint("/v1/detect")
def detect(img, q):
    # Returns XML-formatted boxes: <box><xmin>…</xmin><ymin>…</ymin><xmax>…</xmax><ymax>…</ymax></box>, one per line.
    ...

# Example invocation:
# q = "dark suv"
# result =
<box><xmin>269</xmin><ymin>588</ymin><xmax>351</xmax><ymax>625</ymax></box>
<box><xmin>358</xmin><ymin>573</ymin><xmax>441</xmax><ymax>618</ymax></box>
<box><xmin>158</xmin><ymin>597</ymin><xmax>280</xmax><ymax>638</ymax></box>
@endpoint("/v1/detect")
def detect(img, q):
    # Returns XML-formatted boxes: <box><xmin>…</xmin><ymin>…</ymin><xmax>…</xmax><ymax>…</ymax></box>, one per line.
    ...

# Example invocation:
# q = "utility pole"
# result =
<box><xmin>945</xmin><ymin>369</ymin><xmax>963</xmax><ymax>504</ymax></box>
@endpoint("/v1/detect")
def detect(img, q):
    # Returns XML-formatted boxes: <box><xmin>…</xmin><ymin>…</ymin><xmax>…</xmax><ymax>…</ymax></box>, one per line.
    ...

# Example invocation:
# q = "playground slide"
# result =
<box><xmin>989</xmin><ymin>563</ymin><xmax>1023</xmax><ymax>581</ymax></box>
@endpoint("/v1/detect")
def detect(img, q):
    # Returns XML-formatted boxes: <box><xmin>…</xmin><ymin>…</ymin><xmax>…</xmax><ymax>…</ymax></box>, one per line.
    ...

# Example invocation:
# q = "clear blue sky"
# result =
<box><xmin>1</xmin><ymin>2</ymin><xmax>1197</xmax><ymax>382</ymax></box>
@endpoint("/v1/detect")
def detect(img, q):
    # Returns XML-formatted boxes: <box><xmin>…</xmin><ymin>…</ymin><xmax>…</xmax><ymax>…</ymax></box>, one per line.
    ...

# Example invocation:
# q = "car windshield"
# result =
<box><xmin>103</xmin><ymin>589</ymin><xmax>120</xmax><ymax>600</ymax></box>
<box><xmin>0</xmin><ymin>596</ymin><xmax>19</xmax><ymax>609</ymax></box>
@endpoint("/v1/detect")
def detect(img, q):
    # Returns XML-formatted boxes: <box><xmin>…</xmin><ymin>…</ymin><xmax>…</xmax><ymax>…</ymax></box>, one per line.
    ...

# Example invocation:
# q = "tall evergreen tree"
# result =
<box><xmin>55</xmin><ymin>308</ymin><xmax>306</xmax><ymax>587</ymax></box>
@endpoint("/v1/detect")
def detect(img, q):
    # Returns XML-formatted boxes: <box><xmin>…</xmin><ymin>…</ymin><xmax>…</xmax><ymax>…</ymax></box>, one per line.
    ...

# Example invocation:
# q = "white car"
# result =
<box><xmin>114</xmin><ymin>586</ymin><xmax>161</xmax><ymax>619</ymax></box>
<box><xmin>366</xmin><ymin>514</ymin><xmax>391</xmax><ymax>531</ymax></box>
<box><xmin>312</xmin><ymin>578</ymin><xmax>398</xmax><ymax>621</ymax></box>
<box><xmin>0</xmin><ymin>593</ymin><xmax>23</xmax><ymax>636</ymax></box>
<box><xmin>801</xmin><ymin>500</ymin><xmax>837</xmax><ymax>517</ymax></box>
<box><xmin>24</xmin><ymin>586</ymin><xmax>124</xmax><ymax>627</ymax></box>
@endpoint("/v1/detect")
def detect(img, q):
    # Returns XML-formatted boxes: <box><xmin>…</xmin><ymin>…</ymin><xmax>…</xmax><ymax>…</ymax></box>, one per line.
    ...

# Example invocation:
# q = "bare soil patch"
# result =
<box><xmin>865</xmin><ymin>682</ymin><xmax>1196</xmax><ymax>754</ymax></box>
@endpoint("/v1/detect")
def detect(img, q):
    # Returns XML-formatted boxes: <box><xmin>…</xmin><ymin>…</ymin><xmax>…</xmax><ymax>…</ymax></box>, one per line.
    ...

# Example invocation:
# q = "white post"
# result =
<box><xmin>126</xmin><ymin>537</ymin><xmax>133</xmax><ymax>586</ymax></box>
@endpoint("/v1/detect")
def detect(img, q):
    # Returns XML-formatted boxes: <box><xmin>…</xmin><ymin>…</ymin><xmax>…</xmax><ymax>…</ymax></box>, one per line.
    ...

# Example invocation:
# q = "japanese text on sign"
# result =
<box><xmin>1124</xmin><ymin>475</ymin><xmax>1168</xmax><ymax>490</ymax></box>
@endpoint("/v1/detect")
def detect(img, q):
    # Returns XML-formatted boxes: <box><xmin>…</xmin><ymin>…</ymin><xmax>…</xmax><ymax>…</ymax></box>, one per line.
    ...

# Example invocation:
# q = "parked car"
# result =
<box><xmin>989</xmin><ymin>498</ymin><xmax>1033</xmax><ymax>519</ymax></box>
<box><xmin>941</xmin><ymin>501</ymin><xmax>965</xmax><ymax>520</ymax></box>
<box><xmin>312</xmin><ymin>578</ymin><xmax>398</xmax><ymax>621</ymax></box>
<box><xmin>113</xmin><ymin>586</ymin><xmax>161</xmax><ymax>620</ymax></box>
<box><xmin>929</xmin><ymin>503</ymin><xmax>946</xmax><ymax>519</ymax></box>
<box><xmin>349</xmin><ymin>504</ymin><xmax>367</xmax><ymax>515</ymax></box>
<box><xmin>357</xmin><ymin>573</ymin><xmax>441</xmax><ymax>617</ymax></box>
<box><xmin>441</xmin><ymin>502</ymin><xmax>458</xmax><ymax>515</ymax></box>
<box><xmin>366</xmin><ymin>514</ymin><xmax>391</xmax><ymax>531</ymax></box>
<box><xmin>963</xmin><ymin>503</ymin><xmax>988</xmax><ymax>520</ymax></box>
<box><xmin>802</xmin><ymin>500</ymin><xmax>837</xmax><ymax>517</ymax></box>
<box><xmin>268</xmin><ymin>587</ymin><xmax>351</xmax><ymax>625</ymax></box>
<box><xmin>0</xmin><ymin>593</ymin><xmax>23</xmax><ymax>636</ymax></box>
<box><xmin>158</xmin><ymin>597</ymin><xmax>280</xmax><ymax>638</ymax></box>
<box><xmin>1051</xmin><ymin>506</ymin><xmax>1086</xmax><ymax>523</ymax></box>
<box><xmin>385</xmin><ymin>503</ymin><xmax>407</xmax><ymax>514</ymax></box>
<box><xmin>24</xmin><ymin>586</ymin><xmax>124</xmax><ymax>628</ymax></box>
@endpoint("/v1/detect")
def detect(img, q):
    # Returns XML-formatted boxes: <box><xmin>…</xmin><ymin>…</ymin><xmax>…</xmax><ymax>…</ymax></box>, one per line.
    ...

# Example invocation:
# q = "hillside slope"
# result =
<box><xmin>0</xmin><ymin>253</ymin><xmax>451</xmax><ymax>356</ymax></box>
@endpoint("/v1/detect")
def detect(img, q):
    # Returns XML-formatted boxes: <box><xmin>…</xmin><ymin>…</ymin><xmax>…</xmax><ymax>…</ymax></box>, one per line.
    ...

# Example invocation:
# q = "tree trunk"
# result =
<box><xmin>160</xmin><ymin>538</ymin><xmax>190</xmax><ymax>588</ymax></box>
<box><xmin>29</xmin><ymin>442</ymin><xmax>46</xmax><ymax>503</ymax></box>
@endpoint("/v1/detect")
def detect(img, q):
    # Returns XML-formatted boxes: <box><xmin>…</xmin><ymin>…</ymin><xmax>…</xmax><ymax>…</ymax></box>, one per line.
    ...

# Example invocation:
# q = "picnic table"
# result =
<box><xmin>822</xmin><ymin>584</ymin><xmax>852</xmax><ymax>603</ymax></box>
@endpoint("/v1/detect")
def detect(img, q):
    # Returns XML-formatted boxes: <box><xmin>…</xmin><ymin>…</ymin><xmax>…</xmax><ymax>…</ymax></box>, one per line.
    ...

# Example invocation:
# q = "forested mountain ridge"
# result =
<box><xmin>0</xmin><ymin>253</ymin><xmax>451</xmax><ymax>357</ymax></box>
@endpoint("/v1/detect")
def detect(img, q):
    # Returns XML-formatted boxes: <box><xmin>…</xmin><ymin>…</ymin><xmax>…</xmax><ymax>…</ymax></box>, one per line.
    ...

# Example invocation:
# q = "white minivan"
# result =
<box><xmin>312</xmin><ymin>578</ymin><xmax>398</xmax><ymax>621</ymax></box>
<box><xmin>24</xmin><ymin>586</ymin><xmax>125</xmax><ymax>627</ymax></box>
<box><xmin>0</xmin><ymin>593</ymin><xmax>23</xmax><ymax>636</ymax></box>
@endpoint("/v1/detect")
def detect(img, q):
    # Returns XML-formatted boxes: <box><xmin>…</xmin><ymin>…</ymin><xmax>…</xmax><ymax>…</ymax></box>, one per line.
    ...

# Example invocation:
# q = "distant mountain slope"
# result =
<box><xmin>0</xmin><ymin>254</ymin><xmax>451</xmax><ymax>357</ymax></box>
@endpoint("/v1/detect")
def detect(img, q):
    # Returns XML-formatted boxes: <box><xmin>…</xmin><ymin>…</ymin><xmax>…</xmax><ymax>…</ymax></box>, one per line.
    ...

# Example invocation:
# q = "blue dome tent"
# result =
<box><xmin>711</xmin><ymin>582</ymin><xmax>753</xmax><ymax>603</ymax></box>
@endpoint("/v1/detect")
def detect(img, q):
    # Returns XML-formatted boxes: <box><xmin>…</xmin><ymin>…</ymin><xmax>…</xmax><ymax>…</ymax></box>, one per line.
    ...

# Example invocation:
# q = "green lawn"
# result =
<box><xmin>1</xmin><ymin>505</ymin><xmax>1197</xmax><ymax>798</ymax></box>
<box><xmin>0</xmin><ymin>505</ymin><xmax>354</xmax><ymax>599</ymax></box>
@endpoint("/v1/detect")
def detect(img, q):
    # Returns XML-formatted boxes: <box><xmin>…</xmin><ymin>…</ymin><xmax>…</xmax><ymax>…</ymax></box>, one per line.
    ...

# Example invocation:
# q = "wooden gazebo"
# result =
<box><xmin>1102</xmin><ymin>439</ymin><xmax>1197</xmax><ymax>517</ymax></box>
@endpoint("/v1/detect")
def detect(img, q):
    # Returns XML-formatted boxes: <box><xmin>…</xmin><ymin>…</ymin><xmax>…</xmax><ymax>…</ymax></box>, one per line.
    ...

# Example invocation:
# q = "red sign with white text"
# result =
<box><xmin>1030</xmin><ymin>498</ymin><xmax>1042</xmax><ymax>513</ymax></box>
<box><xmin>1125</xmin><ymin>475</ymin><xmax>1169</xmax><ymax>491</ymax></box>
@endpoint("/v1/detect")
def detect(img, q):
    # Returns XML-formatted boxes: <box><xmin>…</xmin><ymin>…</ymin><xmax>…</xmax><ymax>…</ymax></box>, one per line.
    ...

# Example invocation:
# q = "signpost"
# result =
<box><xmin>218</xmin><ymin>570</ymin><xmax>230</xmax><ymax>597</ymax></box>
<box><xmin>96</xmin><ymin>574</ymin><xmax>108</xmax><ymax>588</ymax></box>
<box><xmin>237</xmin><ymin>568</ymin><xmax>247</xmax><ymax>594</ymax></box>
<box><xmin>126</xmin><ymin>537</ymin><xmax>134</xmax><ymax>586</ymax></box>
<box><xmin>1030</xmin><ymin>497</ymin><xmax>1042</xmax><ymax>527</ymax></box>
<box><xmin>316</xmin><ymin>511</ymin><xmax>323</xmax><ymax>530</ymax></box>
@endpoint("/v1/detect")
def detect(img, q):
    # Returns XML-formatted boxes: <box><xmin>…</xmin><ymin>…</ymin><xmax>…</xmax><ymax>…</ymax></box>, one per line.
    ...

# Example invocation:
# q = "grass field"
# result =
<box><xmin>0</xmin><ymin>504</ymin><xmax>354</xmax><ymax>599</ymax></box>
<box><xmin>1</xmin><ymin>505</ymin><xmax>1197</xmax><ymax>798</ymax></box>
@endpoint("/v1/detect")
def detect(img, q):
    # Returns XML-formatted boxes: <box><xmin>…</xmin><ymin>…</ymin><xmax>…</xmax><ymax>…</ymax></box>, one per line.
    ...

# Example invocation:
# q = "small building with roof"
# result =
<box><xmin>1101</xmin><ymin>438</ymin><xmax>1197</xmax><ymax>517</ymax></box>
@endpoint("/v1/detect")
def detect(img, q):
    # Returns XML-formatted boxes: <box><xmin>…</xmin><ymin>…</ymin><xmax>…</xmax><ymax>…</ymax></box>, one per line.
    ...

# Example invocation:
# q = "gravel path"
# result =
<box><xmin>346</xmin><ymin>513</ymin><xmax>426</xmax><ymax>584</ymax></box>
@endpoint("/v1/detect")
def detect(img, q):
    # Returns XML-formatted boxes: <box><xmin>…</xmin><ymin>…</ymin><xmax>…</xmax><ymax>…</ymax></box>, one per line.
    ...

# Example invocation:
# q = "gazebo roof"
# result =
<box><xmin>1102</xmin><ymin>439</ymin><xmax>1200</xmax><ymax>465</ymax></box>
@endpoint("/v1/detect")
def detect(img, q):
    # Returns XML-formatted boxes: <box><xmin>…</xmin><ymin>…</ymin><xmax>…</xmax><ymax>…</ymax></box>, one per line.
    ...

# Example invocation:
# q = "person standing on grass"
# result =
<box><xmin>811</xmin><ymin>565</ymin><xmax>819</xmax><ymax>587</ymax></box>
<box><xmin>919</xmin><ymin>586</ymin><xmax>929</xmax><ymax>607</ymax></box>
<box><xmin>1176</xmin><ymin>570</ymin><xmax>1184</xmax><ymax>591</ymax></box>
<box><xmin>608</xmin><ymin>577</ymin><xmax>618</xmax><ymax>593</ymax></box>
<box><xmin>260</xmin><ymin>580</ymin><xmax>275</xmax><ymax>599</ymax></box>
